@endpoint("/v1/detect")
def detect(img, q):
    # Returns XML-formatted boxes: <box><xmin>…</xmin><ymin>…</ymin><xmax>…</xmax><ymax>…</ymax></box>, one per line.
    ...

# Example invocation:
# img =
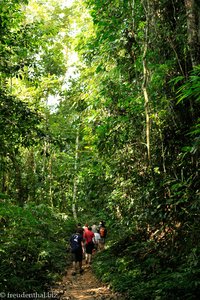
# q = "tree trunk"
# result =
<box><xmin>184</xmin><ymin>0</ymin><xmax>200</xmax><ymax>67</ymax></box>
<box><xmin>142</xmin><ymin>0</ymin><xmax>151</xmax><ymax>165</ymax></box>
<box><xmin>72</xmin><ymin>127</ymin><xmax>79</xmax><ymax>221</ymax></box>
<box><xmin>27</xmin><ymin>149</ymin><xmax>36</xmax><ymax>202</ymax></box>
<box><xmin>11</xmin><ymin>153</ymin><xmax>26</xmax><ymax>206</ymax></box>
<box><xmin>48</xmin><ymin>155</ymin><xmax>53</xmax><ymax>207</ymax></box>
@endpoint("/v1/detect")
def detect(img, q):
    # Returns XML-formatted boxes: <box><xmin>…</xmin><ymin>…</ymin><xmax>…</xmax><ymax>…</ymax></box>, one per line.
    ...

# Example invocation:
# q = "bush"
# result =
<box><xmin>0</xmin><ymin>201</ymin><xmax>75</xmax><ymax>293</ymax></box>
<box><xmin>92</xmin><ymin>233</ymin><xmax>200</xmax><ymax>299</ymax></box>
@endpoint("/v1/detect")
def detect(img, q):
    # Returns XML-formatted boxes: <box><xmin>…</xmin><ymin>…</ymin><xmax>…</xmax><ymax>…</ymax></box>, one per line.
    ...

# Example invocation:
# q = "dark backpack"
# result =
<box><xmin>70</xmin><ymin>234</ymin><xmax>81</xmax><ymax>252</ymax></box>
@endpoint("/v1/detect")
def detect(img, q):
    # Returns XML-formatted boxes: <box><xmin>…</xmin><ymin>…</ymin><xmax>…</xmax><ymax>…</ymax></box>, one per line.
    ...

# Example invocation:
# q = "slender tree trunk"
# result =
<box><xmin>10</xmin><ymin>153</ymin><xmax>25</xmax><ymax>206</ymax></box>
<box><xmin>42</xmin><ymin>140</ymin><xmax>47</xmax><ymax>203</ymax></box>
<box><xmin>1</xmin><ymin>158</ymin><xmax>8</xmax><ymax>193</ymax></box>
<box><xmin>72</xmin><ymin>128</ymin><xmax>79</xmax><ymax>221</ymax></box>
<box><xmin>142</xmin><ymin>0</ymin><xmax>151</xmax><ymax>165</ymax></box>
<box><xmin>184</xmin><ymin>0</ymin><xmax>200</xmax><ymax>67</ymax></box>
<box><xmin>27</xmin><ymin>149</ymin><xmax>36</xmax><ymax>202</ymax></box>
<box><xmin>159</xmin><ymin>130</ymin><xmax>166</xmax><ymax>174</ymax></box>
<box><xmin>48</xmin><ymin>155</ymin><xmax>53</xmax><ymax>207</ymax></box>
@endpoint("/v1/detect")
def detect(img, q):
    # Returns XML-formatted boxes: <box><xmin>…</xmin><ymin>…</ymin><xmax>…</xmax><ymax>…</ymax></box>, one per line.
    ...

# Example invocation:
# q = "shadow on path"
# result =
<box><xmin>51</xmin><ymin>261</ymin><xmax>124</xmax><ymax>300</ymax></box>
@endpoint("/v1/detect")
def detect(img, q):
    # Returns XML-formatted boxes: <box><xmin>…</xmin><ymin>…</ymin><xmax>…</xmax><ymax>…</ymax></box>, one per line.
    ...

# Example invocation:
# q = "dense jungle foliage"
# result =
<box><xmin>0</xmin><ymin>0</ymin><xmax>200</xmax><ymax>299</ymax></box>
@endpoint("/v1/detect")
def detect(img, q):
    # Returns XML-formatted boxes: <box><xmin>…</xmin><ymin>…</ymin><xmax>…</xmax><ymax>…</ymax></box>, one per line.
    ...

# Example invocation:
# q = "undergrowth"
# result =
<box><xmin>93</xmin><ymin>230</ymin><xmax>200</xmax><ymax>300</ymax></box>
<box><xmin>0</xmin><ymin>200</ymin><xmax>75</xmax><ymax>294</ymax></box>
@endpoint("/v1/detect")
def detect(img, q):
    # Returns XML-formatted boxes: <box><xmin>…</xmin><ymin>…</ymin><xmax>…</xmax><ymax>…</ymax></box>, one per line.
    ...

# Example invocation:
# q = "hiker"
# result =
<box><xmin>92</xmin><ymin>223</ymin><xmax>97</xmax><ymax>233</ymax></box>
<box><xmin>91</xmin><ymin>223</ymin><xmax>100</xmax><ymax>251</ymax></box>
<box><xmin>98</xmin><ymin>221</ymin><xmax>107</xmax><ymax>250</ymax></box>
<box><xmin>84</xmin><ymin>226</ymin><xmax>95</xmax><ymax>264</ymax></box>
<box><xmin>77</xmin><ymin>223</ymin><xmax>84</xmax><ymax>236</ymax></box>
<box><xmin>83</xmin><ymin>223</ymin><xmax>89</xmax><ymax>233</ymax></box>
<box><xmin>70</xmin><ymin>228</ymin><xmax>84</xmax><ymax>275</ymax></box>
<box><xmin>82</xmin><ymin>223</ymin><xmax>89</xmax><ymax>257</ymax></box>
<box><xmin>93</xmin><ymin>230</ymin><xmax>101</xmax><ymax>251</ymax></box>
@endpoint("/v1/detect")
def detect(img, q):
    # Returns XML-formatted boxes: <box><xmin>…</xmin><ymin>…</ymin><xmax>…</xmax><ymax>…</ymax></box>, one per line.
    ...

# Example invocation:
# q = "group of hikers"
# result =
<box><xmin>69</xmin><ymin>221</ymin><xmax>107</xmax><ymax>275</ymax></box>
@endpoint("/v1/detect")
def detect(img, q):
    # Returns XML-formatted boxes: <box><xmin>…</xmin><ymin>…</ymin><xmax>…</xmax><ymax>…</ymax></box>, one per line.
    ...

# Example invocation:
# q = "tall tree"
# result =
<box><xmin>184</xmin><ymin>0</ymin><xmax>200</xmax><ymax>66</ymax></box>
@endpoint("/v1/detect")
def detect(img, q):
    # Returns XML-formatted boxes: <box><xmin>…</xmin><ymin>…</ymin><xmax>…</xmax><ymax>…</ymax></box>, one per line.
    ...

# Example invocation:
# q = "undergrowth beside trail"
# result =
<box><xmin>93</xmin><ymin>230</ymin><xmax>200</xmax><ymax>300</ymax></box>
<box><xmin>0</xmin><ymin>201</ymin><xmax>75</xmax><ymax>294</ymax></box>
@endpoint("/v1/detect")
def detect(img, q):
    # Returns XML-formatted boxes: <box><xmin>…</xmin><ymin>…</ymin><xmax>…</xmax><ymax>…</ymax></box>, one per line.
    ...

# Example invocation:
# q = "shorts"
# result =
<box><xmin>86</xmin><ymin>242</ymin><xmax>94</xmax><ymax>254</ymax></box>
<box><xmin>71</xmin><ymin>248</ymin><xmax>83</xmax><ymax>262</ymax></box>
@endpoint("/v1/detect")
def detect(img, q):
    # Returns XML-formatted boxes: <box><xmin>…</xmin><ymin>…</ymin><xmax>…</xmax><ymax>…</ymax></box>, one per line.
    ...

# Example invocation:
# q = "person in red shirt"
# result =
<box><xmin>83</xmin><ymin>223</ymin><xmax>89</xmax><ymax>232</ymax></box>
<box><xmin>84</xmin><ymin>226</ymin><xmax>95</xmax><ymax>264</ymax></box>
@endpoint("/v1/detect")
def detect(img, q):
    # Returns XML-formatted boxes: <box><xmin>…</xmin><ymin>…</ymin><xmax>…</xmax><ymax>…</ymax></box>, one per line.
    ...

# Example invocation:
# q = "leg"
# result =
<box><xmin>71</xmin><ymin>252</ymin><xmax>77</xmax><ymax>275</ymax></box>
<box><xmin>71</xmin><ymin>260</ymin><xmax>77</xmax><ymax>275</ymax></box>
<box><xmin>85</xmin><ymin>253</ymin><xmax>88</xmax><ymax>263</ymax></box>
<box><xmin>79</xmin><ymin>260</ymin><xmax>82</xmax><ymax>269</ymax></box>
<box><xmin>77</xmin><ymin>250</ymin><xmax>84</xmax><ymax>274</ymax></box>
<box><xmin>79</xmin><ymin>260</ymin><xmax>84</xmax><ymax>274</ymax></box>
<box><xmin>72</xmin><ymin>251</ymin><xmax>81</xmax><ymax>275</ymax></box>
<box><xmin>72</xmin><ymin>261</ymin><xmax>77</xmax><ymax>271</ymax></box>
<box><xmin>88</xmin><ymin>253</ymin><xmax>92</xmax><ymax>264</ymax></box>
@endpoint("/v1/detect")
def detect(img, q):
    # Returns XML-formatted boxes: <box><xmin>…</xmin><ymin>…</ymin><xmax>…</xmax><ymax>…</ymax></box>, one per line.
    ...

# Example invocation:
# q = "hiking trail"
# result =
<box><xmin>51</xmin><ymin>262</ymin><xmax>124</xmax><ymax>300</ymax></box>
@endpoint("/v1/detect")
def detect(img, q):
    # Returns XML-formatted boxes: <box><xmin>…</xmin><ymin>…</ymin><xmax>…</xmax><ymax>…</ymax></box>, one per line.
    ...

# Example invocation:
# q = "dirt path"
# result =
<box><xmin>51</xmin><ymin>262</ymin><xmax>123</xmax><ymax>300</ymax></box>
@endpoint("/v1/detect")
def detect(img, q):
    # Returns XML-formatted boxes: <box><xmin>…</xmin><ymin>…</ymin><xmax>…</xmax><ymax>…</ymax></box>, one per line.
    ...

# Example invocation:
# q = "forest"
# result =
<box><xmin>0</xmin><ymin>0</ymin><xmax>200</xmax><ymax>299</ymax></box>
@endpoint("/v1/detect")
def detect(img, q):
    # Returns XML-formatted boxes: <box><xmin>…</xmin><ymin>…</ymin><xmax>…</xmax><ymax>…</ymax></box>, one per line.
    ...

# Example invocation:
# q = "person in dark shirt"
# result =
<box><xmin>70</xmin><ymin>228</ymin><xmax>84</xmax><ymax>275</ymax></box>
<box><xmin>77</xmin><ymin>223</ymin><xmax>84</xmax><ymax>236</ymax></box>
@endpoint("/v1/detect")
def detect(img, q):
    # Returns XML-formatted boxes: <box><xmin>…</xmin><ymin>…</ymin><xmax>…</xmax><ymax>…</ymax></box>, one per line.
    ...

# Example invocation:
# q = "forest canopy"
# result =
<box><xmin>0</xmin><ymin>0</ymin><xmax>200</xmax><ymax>299</ymax></box>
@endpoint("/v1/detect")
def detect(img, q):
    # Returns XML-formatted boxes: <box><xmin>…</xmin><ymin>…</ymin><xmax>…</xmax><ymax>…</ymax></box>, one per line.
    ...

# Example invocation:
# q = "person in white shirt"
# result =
<box><xmin>91</xmin><ymin>224</ymin><xmax>101</xmax><ymax>251</ymax></box>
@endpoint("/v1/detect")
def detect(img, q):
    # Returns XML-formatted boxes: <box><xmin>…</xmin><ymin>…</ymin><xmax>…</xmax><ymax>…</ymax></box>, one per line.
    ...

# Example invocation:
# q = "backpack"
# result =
<box><xmin>70</xmin><ymin>234</ymin><xmax>81</xmax><ymax>253</ymax></box>
<box><xmin>99</xmin><ymin>226</ymin><xmax>106</xmax><ymax>238</ymax></box>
